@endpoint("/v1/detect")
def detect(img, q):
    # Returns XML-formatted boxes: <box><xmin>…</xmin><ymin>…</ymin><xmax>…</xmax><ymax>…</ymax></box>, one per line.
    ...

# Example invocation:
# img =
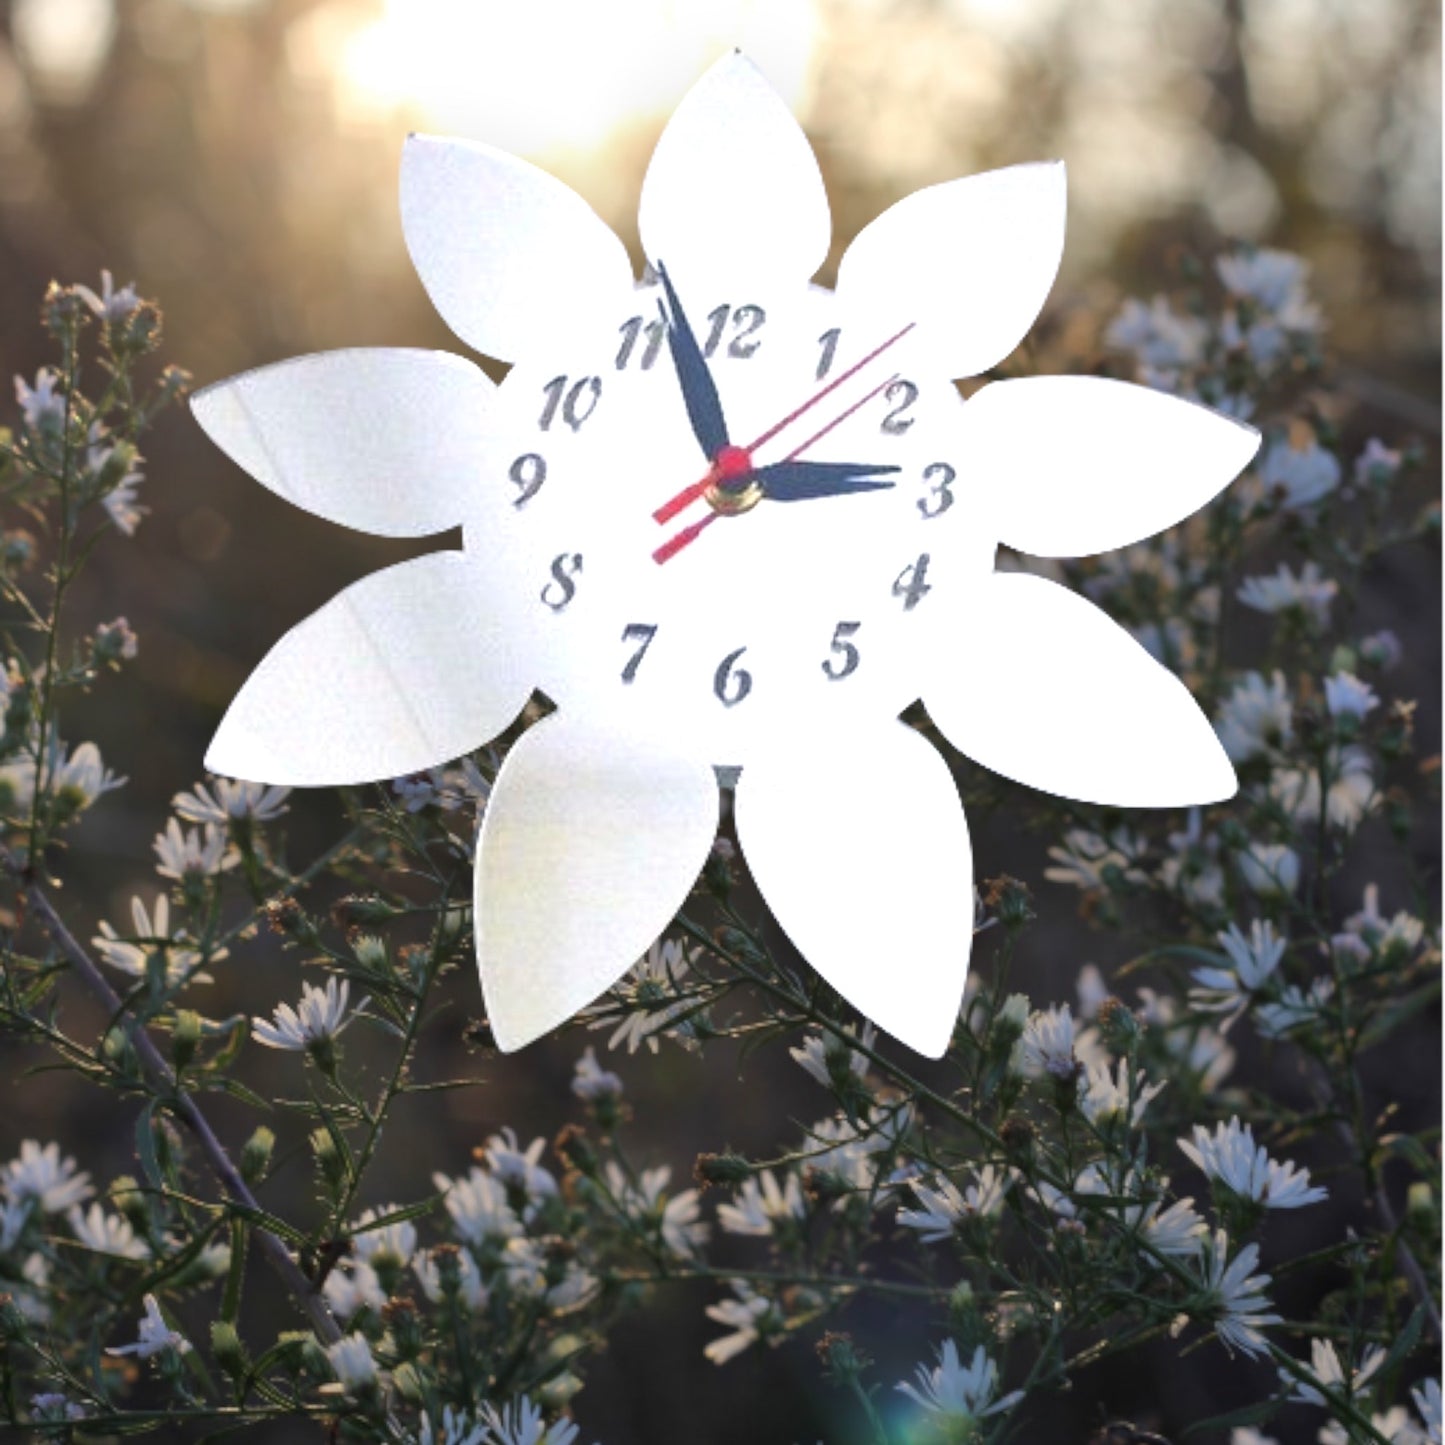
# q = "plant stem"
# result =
<box><xmin>3</xmin><ymin>856</ymin><xmax>342</xmax><ymax>1344</ymax></box>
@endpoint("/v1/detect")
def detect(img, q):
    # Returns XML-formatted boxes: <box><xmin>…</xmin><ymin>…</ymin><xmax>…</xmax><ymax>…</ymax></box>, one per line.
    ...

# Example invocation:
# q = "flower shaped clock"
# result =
<box><xmin>192</xmin><ymin>54</ymin><xmax>1257</xmax><ymax>1058</ymax></box>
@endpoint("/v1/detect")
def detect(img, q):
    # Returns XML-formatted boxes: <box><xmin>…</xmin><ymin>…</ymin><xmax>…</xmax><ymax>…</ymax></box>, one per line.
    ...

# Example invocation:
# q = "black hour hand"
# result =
<box><xmin>752</xmin><ymin>459</ymin><xmax>901</xmax><ymax>502</ymax></box>
<box><xmin>655</xmin><ymin>261</ymin><xmax>730</xmax><ymax>461</ymax></box>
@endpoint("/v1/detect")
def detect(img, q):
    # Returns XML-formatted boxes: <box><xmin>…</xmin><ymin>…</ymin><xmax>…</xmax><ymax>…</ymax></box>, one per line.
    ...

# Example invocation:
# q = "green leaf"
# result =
<box><xmin>1183</xmin><ymin>1396</ymin><xmax>1280</xmax><ymax>1437</ymax></box>
<box><xmin>134</xmin><ymin>1099</ymin><xmax>164</xmax><ymax>1191</ymax></box>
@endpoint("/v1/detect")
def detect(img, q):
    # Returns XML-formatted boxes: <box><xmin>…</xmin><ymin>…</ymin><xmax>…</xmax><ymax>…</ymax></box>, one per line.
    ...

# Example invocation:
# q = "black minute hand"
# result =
<box><xmin>751</xmin><ymin>459</ymin><xmax>901</xmax><ymax>503</ymax></box>
<box><xmin>655</xmin><ymin>260</ymin><xmax>730</xmax><ymax>462</ymax></box>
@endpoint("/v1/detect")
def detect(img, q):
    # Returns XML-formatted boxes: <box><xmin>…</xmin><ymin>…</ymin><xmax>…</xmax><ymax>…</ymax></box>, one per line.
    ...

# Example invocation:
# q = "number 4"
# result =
<box><xmin>892</xmin><ymin>553</ymin><xmax>932</xmax><ymax>611</ymax></box>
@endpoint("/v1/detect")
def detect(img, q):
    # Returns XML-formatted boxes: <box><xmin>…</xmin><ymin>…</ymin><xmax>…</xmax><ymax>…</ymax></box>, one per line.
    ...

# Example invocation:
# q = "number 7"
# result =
<box><xmin>620</xmin><ymin>623</ymin><xmax>658</xmax><ymax>683</ymax></box>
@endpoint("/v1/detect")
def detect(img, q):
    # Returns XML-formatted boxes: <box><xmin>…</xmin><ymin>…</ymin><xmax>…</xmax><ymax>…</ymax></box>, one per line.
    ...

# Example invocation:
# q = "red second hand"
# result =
<box><xmin>651</xmin><ymin>320</ymin><xmax>917</xmax><ymax>526</ymax></box>
<box><xmin>651</xmin><ymin>369</ymin><xmax>903</xmax><ymax>565</ymax></box>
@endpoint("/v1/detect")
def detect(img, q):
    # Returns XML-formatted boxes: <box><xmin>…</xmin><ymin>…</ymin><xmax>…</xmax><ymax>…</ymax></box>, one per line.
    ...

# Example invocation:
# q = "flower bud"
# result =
<box><xmin>693</xmin><ymin>1152</ymin><xmax>752</xmax><ymax>1189</ymax></box>
<box><xmin>240</xmin><ymin>1127</ymin><xmax>275</xmax><ymax>1186</ymax></box>
<box><xmin>210</xmin><ymin>1320</ymin><xmax>247</xmax><ymax>1379</ymax></box>
<box><xmin>171</xmin><ymin>1009</ymin><xmax>202</xmax><ymax>1072</ymax></box>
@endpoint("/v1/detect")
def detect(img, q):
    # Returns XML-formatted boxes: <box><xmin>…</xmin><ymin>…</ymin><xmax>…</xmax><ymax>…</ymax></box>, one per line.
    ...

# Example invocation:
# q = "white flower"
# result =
<box><xmin>252</xmin><ymin>977</ymin><xmax>364</xmax><ymax>1051</ymax></box>
<box><xmin>1075</xmin><ymin>964</ymin><xmax>1108</xmax><ymax>1020</ymax></box>
<box><xmin>1179</xmin><ymin>1117</ymin><xmax>1327</xmax><ymax>1209</ymax></box>
<box><xmin>105</xmin><ymin>1293</ymin><xmax>191</xmax><ymax>1358</ymax></box>
<box><xmin>75</xmin><ymin>270</ymin><xmax>140</xmax><ymax>321</ymax></box>
<box><xmin>1193</xmin><ymin>1229</ymin><xmax>1281</xmax><ymax>1358</ymax></box>
<box><xmin>1324</xmin><ymin>671</ymin><xmax>1379</xmax><ymax>721</ymax></box>
<box><xmin>897</xmin><ymin>1166</ymin><xmax>1008</xmax><ymax>1242</ymax></box>
<box><xmin>102</xmin><ymin>469</ymin><xmax>146</xmax><ymax>535</ymax></box>
<box><xmin>1342</xmin><ymin>884</ymin><xmax>1426</xmax><ymax>957</ymax></box>
<box><xmin>413</xmin><ymin>1248</ymin><xmax>488</xmax><ymax>1312</ymax></box>
<box><xmin>350</xmin><ymin>1204</ymin><xmax>417</xmax><ymax>1269</ymax></box>
<box><xmin>432</xmin><ymin>1167</ymin><xmax>522</xmax><ymax>1244</ymax></box>
<box><xmin>1013</xmin><ymin>1004</ymin><xmax>1079</xmax><ymax>1081</ymax></box>
<box><xmin>896</xmin><ymin>1340</ymin><xmax>1022</xmax><ymax>1426</ymax></box>
<box><xmin>582</xmin><ymin>938</ymin><xmax>700</xmax><ymax>1055</ymax></box>
<box><xmin>153</xmin><ymin>818</ymin><xmax>234</xmax><ymax>879</ymax></box>
<box><xmin>1142</xmin><ymin>1196</ymin><xmax>1210</xmax><ymax>1257</ymax></box>
<box><xmin>1106</xmin><ymin>295</ymin><xmax>1207</xmax><ymax>371</ymax></box>
<box><xmin>571</xmin><ymin>1046</ymin><xmax>623</xmax><ymax>1102</ymax></box>
<box><xmin>1045</xmin><ymin>828</ymin><xmax>1147</xmax><ymax>892</ymax></box>
<box><xmin>1254</xmin><ymin>977</ymin><xmax>1334</xmax><ymax>1039</ymax></box>
<box><xmin>1271</xmin><ymin>746</ymin><xmax>1376</xmax><ymax>831</ymax></box>
<box><xmin>482</xmin><ymin>1128</ymin><xmax>557</xmax><ymax>1206</ymax></box>
<box><xmin>1189</xmin><ymin>921</ymin><xmax>1288</xmax><ymax>1026</ymax></box>
<box><xmin>14</xmin><ymin>368</ymin><xmax>63</xmax><ymax>429</ymax></box>
<box><xmin>1079</xmin><ymin>1059</ymin><xmax>1167</xmax><ymax>1128</ymax></box>
<box><xmin>1359</xmin><ymin>629</ymin><xmax>1404</xmax><ymax>670</ymax></box>
<box><xmin>28</xmin><ymin>1393</ymin><xmax>87</xmax><ymax>1425</ymax></box>
<box><xmin>1236</xmin><ymin>841</ymin><xmax>1301</xmax><ymax>898</ymax></box>
<box><xmin>1238</xmin><ymin>561</ymin><xmax>1338</xmax><ymax>626</ymax></box>
<box><xmin>789</xmin><ymin>1022</ymin><xmax>875</xmax><ymax>1088</ymax></box>
<box><xmin>3</xmin><ymin>1141</ymin><xmax>91</xmax><ymax>1213</ymax></box>
<box><xmin>0</xmin><ymin>1197</ymin><xmax>30</xmax><ymax>1250</ymax></box>
<box><xmin>2</xmin><ymin>740</ymin><xmax>127</xmax><ymax>816</ymax></box>
<box><xmin>604</xmin><ymin>1162</ymin><xmax>708</xmax><ymax>1257</ymax></box>
<box><xmin>1281</xmin><ymin>1337</ymin><xmax>1385</xmax><ymax>1406</ymax></box>
<box><xmin>322</xmin><ymin>1260</ymin><xmax>385</xmax><ymax>1321</ymax></box>
<box><xmin>1230</xmin><ymin>1430</ymin><xmax>1279</xmax><ymax>1445</ymax></box>
<box><xmin>1412</xmin><ymin>1379</ymin><xmax>1441</xmax><ymax>1445</ymax></box>
<box><xmin>1259</xmin><ymin>437</ymin><xmax>1340</xmax><ymax>509</ymax></box>
<box><xmin>1217</xmin><ymin>248</ymin><xmax>1310</xmax><ymax>312</ymax></box>
<box><xmin>1320</xmin><ymin>1408</ymin><xmax>1427</xmax><ymax>1445</ymax></box>
<box><xmin>1355</xmin><ymin>437</ymin><xmax>1403</xmax><ymax>485</ymax></box>
<box><xmin>93</xmin><ymin>894</ymin><xmax>219</xmax><ymax>987</ymax></box>
<box><xmin>704</xmin><ymin>1280</ymin><xmax>779</xmax><ymax>1365</ymax></box>
<box><xmin>172</xmin><ymin>777</ymin><xmax>291</xmax><ymax>825</ymax></box>
<box><xmin>1215</xmin><ymin>670</ymin><xmax>1293</xmax><ymax>762</ymax></box>
<box><xmin>325</xmin><ymin>1333</ymin><xmax>378</xmax><ymax>1394</ymax></box>
<box><xmin>717</xmin><ymin>1169</ymin><xmax>806</xmax><ymax>1237</ymax></box>
<box><xmin>419</xmin><ymin>1405</ymin><xmax>492</xmax><ymax>1445</ymax></box>
<box><xmin>480</xmin><ymin>1396</ymin><xmax>580</xmax><ymax>1445</ymax></box>
<box><xmin>67</xmin><ymin>1203</ymin><xmax>148</xmax><ymax>1260</ymax></box>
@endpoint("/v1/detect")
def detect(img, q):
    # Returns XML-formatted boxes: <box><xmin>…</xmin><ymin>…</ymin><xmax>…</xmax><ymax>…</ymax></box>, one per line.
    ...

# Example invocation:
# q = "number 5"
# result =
<box><xmin>822</xmin><ymin>621</ymin><xmax>861</xmax><ymax>681</ymax></box>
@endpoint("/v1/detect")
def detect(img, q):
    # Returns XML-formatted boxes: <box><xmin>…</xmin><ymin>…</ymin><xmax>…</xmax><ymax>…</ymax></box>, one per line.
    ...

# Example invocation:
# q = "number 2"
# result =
<box><xmin>881</xmin><ymin>380</ymin><xmax>918</xmax><ymax>435</ymax></box>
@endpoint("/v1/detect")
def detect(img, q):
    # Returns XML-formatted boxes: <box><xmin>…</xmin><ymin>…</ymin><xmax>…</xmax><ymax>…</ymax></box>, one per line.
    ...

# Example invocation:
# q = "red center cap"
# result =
<box><xmin>713</xmin><ymin>445</ymin><xmax>752</xmax><ymax>482</ymax></box>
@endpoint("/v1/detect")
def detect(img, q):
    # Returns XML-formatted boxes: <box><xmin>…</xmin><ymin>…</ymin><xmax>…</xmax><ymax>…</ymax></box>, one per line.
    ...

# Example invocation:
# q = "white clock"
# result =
<box><xmin>191</xmin><ymin>53</ymin><xmax>1257</xmax><ymax>1059</ymax></box>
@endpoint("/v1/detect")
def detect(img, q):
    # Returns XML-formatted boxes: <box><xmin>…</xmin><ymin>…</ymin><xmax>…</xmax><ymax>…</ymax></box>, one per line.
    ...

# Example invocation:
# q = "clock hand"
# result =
<box><xmin>655</xmin><ymin>260</ymin><xmax>730</xmax><ymax>462</ymax></box>
<box><xmin>651</xmin><ymin>320</ymin><xmax>916</xmax><ymax>526</ymax></box>
<box><xmin>651</xmin><ymin>373</ymin><xmax>904</xmax><ymax>564</ymax></box>
<box><xmin>750</xmin><ymin>459</ymin><xmax>900</xmax><ymax>502</ymax></box>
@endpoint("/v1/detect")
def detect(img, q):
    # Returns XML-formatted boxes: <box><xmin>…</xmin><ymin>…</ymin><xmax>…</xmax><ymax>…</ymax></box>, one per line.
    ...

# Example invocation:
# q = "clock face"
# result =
<box><xmin>460</xmin><ymin>271</ymin><xmax>997</xmax><ymax>762</ymax></box>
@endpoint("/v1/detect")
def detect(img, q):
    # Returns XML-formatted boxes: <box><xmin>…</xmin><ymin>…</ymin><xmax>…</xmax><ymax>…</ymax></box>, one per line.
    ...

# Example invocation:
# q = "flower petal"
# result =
<box><xmin>206</xmin><ymin>552</ymin><xmax>529</xmax><ymax>785</ymax></box>
<box><xmin>734</xmin><ymin>723</ymin><xmax>972</xmax><ymax>1058</ymax></box>
<box><xmin>924</xmin><ymin>572</ymin><xmax>1236</xmax><ymax>806</ymax></box>
<box><xmin>835</xmin><ymin>161</ymin><xmax>1066</xmax><ymax>379</ymax></box>
<box><xmin>191</xmin><ymin>349</ymin><xmax>489</xmax><ymax>538</ymax></box>
<box><xmin>477</xmin><ymin>717</ymin><xmax>718</xmax><ymax>1051</ymax></box>
<box><xmin>400</xmin><ymin>134</ymin><xmax>635</xmax><ymax>362</ymax></box>
<box><xmin>963</xmin><ymin>377</ymin><xmax>1260</xmax><ymax>557</ymax></box>
<box><xmin>638</xmin><ymin>52</ymin><xmax>829</xmax><ymax>290</ymax></box>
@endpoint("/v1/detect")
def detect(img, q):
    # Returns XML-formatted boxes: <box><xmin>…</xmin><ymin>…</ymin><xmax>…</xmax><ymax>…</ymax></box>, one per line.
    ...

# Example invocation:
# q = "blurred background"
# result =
<box><xmin>0</xmin><ymin>0</ymin><xmax>1438</xmax><ymax>1440</ymax></box>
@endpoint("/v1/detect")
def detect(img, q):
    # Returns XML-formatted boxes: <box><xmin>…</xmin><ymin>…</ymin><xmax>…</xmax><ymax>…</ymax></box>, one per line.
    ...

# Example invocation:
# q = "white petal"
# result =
<box><xmin>638</xmin><ymin>52</ymin><xmax>829</xmax><ymax>290</ymax></box>
<box><xmin>477</xmin><ymin>717</ymin><xmax>718</xmax><ymax>1051</ymax></box>
<box><xmin>734</xmin><ymin>724</ymin><xmax>972</xmax><ymax>1058</ymax></box>
<box><xmin>836</xmin><ymin>162</ymin><xmax>1066</xmax><ymax>379</ymax></box>
<box><xmin>206</xmin><ymin>553</ymin><xmax>529</xmax><ymax>785</ymax></box>
<box><xmin>191</xmin><ymin>349</ymin><xmax>489</xmax><ymax>538</ymax></box>
<box><xmin>964</xmin><ymin>377</ymin><xmax>1260</xmax><ymax>557</ymax></box>
<box><xmin>925</xmin><ymin>572</ymin><xmax>1236</xmax><ymax>806</ymax></box>
<box><xmin>400</xmin><ymin>134</ymin><xmax>634</xmax><ymax>362</ymax></box>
